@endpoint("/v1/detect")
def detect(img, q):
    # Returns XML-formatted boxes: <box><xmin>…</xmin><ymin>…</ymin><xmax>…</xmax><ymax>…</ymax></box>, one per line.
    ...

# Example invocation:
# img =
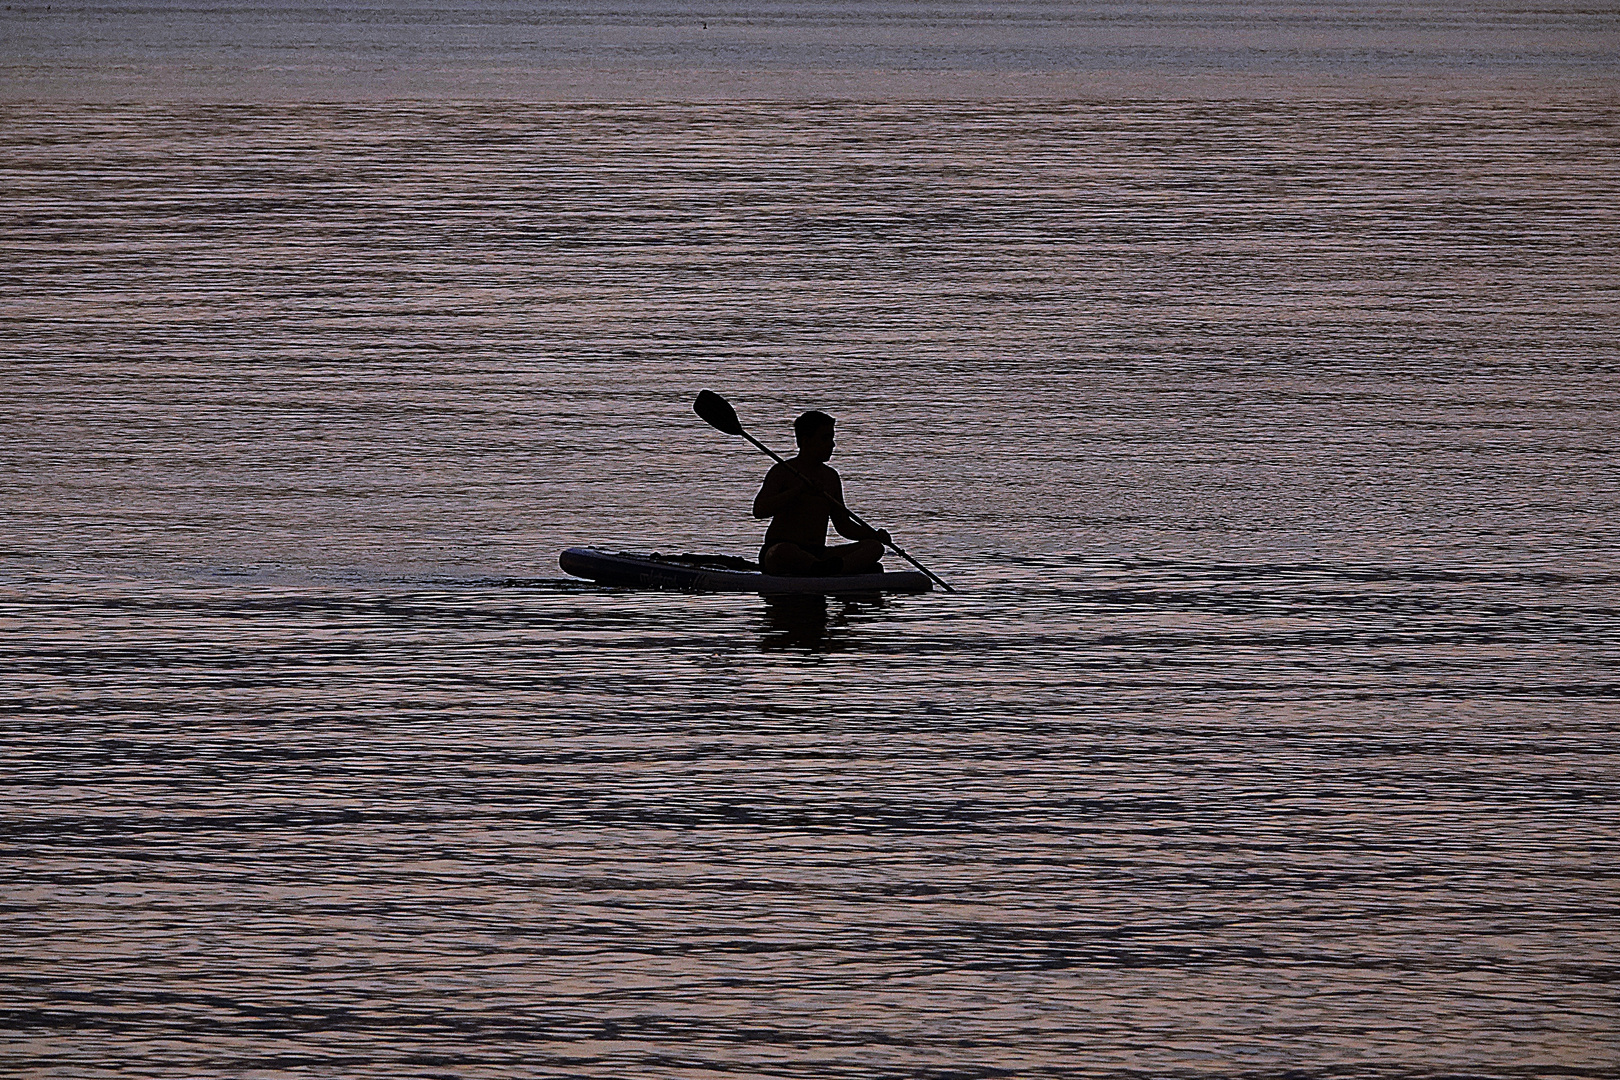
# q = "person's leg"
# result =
<box><xmin>823</xmin><ymin>536</ymin><xmax>884</xmax><ymax>574</ymax></box>
<box><xmin>760</xmin><ymin>542</ymin><xmax>824</xmax><ymax>576</ymax></box>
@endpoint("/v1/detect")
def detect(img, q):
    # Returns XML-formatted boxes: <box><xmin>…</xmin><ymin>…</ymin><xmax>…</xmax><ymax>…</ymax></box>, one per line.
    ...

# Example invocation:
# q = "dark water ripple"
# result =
<box><xmin>4</xmin><ymin>92</ymin><xmax>1620</xmax><ymax>1076</ymax></box>
<box><xmin>5</xmin><ymin>560</ymin><xmax>1618</xmax><ymax>1075</ymax></box>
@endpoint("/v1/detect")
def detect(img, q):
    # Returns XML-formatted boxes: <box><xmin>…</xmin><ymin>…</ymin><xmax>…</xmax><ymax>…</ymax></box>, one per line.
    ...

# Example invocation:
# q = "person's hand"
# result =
<box><xmin>874</xmin><ymin>528</ymin><xmax>892</xmax><ymax>546</ymax></box>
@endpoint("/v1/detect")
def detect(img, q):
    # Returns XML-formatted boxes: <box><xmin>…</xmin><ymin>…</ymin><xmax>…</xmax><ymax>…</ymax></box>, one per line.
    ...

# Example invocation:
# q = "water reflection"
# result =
<box><xmin>761</xmin><ymin>594</ymin><xmax>832</xmax><ymax>651</ymax></box>
<box><xmin>759</xmin><ymin>594</ymin><xmax>891</xmax><ymax>652</ymax></box>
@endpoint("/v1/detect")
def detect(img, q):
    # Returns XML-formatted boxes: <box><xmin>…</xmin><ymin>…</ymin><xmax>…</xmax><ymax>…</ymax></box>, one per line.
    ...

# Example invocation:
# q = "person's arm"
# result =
<box><xmin>827</xmin><ymin>473</ymin><xmax>888</xmax><ymax>544</ymax></box>
<box><xmin>753</xmin><ymin>463</ymin><xmax>823</xmax><ymax>519</ymax></box>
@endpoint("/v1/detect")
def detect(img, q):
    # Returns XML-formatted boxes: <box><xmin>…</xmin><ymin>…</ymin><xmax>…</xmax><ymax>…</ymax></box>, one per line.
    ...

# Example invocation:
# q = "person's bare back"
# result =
<box><xmin>751</xmin><ymin>410</ymin><xmax>888</xmax><ymax>576</ymax></box>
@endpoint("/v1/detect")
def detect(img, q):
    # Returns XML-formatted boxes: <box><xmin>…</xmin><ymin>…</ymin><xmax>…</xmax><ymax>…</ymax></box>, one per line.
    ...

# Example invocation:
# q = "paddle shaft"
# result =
<box><xmin>739</xmin><ymin>430</ymin><xmax>956</xmax><ymax>593</ymax></box>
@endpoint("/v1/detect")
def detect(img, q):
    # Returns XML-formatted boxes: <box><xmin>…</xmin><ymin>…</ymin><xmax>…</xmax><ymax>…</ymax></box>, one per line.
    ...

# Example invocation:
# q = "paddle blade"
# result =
<box><xmin>694</xmin><ymin>390</ymin><xmax>743</xmax><ymax>436</ymax></box>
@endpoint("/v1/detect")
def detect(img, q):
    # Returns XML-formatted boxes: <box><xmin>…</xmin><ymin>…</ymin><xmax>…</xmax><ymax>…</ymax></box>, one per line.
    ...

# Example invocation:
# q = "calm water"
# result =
<box><xmin>5</xmin><ymin>3</ymin><xmax>1620</xmax><ymax>1075</ymax></box>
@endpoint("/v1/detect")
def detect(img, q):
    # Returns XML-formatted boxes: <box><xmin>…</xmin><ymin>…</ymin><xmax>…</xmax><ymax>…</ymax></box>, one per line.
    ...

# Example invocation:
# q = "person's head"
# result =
<box><xmin>794</xmin><ymin>409</ymin><xmax>836</xmax><ymax>461</ymax></box>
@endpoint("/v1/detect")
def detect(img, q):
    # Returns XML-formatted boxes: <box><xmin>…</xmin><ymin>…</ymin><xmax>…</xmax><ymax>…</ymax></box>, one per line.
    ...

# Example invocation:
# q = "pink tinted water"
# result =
<box><xmin>3</xmin><ymin>13</ymin><xmax>1620</xmax><ymax>1078</ymax></box>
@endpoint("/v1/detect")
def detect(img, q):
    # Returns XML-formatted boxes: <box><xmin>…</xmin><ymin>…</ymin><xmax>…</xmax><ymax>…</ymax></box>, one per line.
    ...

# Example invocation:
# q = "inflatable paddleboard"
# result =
<box><xmin>560</xmin><ymin>547</ymin><xmax>933</xmax><ymax>594</ymax></box>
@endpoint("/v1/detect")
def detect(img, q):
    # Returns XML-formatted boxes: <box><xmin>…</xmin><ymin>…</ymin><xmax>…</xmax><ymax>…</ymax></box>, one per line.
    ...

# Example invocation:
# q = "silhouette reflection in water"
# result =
<box><xmin>760</xmin><ymin>594</ymin><xmax>888</xmax><ymax>652</ymax></box>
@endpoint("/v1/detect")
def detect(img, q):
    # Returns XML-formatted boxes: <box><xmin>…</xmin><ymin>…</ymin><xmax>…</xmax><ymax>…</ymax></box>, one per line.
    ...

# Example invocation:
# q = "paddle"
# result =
<box><xmin>694</xmin><ymin>390</ymin><xmax>955</xmax><ymax>593</ymax></box>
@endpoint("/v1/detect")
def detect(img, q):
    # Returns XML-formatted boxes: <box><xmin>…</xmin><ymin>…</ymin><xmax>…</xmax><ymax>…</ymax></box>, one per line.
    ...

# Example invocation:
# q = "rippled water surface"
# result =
<box><xmin>4</xmin><ymin>74</ymin><xmax>1620</xmax><ymax>1080</ymax></box>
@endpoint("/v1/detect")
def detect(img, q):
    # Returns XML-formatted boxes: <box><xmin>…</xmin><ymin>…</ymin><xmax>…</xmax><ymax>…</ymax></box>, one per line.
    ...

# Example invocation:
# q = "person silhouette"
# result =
<box><xmin>752</xmin><ymin>410</ymin><xmax>889</xmax><ymax>576</ymax></box>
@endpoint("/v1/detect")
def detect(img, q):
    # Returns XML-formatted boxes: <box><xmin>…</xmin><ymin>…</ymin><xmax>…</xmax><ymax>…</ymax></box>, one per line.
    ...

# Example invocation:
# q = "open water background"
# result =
<box><xmin>4</xmin><ymin>2</ymin><xmax>1620</xmax><ymax>1076</ymax></box>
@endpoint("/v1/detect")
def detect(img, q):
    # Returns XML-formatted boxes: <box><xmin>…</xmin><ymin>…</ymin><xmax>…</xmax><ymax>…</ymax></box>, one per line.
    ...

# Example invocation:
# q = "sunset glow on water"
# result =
<box><xmin>3</xmin><ymin>2</ymin><xmax>1618</xmax><ymax>1075</ymax></box>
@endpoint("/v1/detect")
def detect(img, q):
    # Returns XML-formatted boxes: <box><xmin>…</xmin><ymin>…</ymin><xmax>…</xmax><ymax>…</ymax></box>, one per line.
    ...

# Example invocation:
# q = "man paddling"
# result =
<box><xmin>752</xmin><ymin>410</ymin><xmax>890</xmax><ymax>576</ymax></box>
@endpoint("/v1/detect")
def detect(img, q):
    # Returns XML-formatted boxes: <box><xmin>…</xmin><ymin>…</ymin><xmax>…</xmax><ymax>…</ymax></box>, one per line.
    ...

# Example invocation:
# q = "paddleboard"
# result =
<box><xmin>560</xmin><ymin>547</ymin><xmax>933</xmax><ymax>594</ymax></box>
